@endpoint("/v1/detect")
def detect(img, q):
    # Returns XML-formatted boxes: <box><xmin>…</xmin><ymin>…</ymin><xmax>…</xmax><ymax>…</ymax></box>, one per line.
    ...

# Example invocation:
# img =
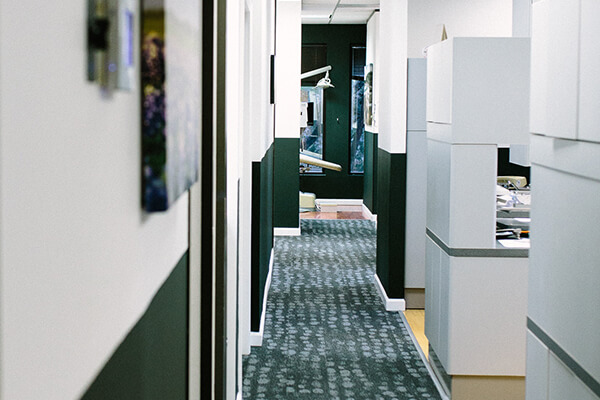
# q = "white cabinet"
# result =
<box><xmin>546</xmin><ymin>0</ymin><xmax>580</xmax><ymax>140</ymax></box>
<box><xmin>426</xmin><ymin>139</ymin><xmax>451</xmax><ymax>245</ymax></box>
<box><xmin>426</xmin><ymin>41</ymin><xmax>453</xmax><ymax>125</ymax></box>
<box><xmin>525</xmin><ymin>332</ymin><xmax>549</xmax><ymax>400</ymax></box>
<box><xmin>531</xmin><ymin>0</ymin><xmax>600</xmax><ymax>144</ymax></box>
<box><xmin>425</xmin><ymin>236</ymin><xmax>528</xmax><ymax>376</ymax></box>
<box><xmin>427</xmin><ymin>139</ymin><xmax>497</xmax><ymax>249</ymax></box>
<box><xmin>578</xmin><ymin>0</ymin><xmax>600</xmax><ymax>143</ymax></box>
<box><xmin>527</xmin><ymin>3</ymin><xmax>600</xmax><ymax>400</ymax></box>
<box><xmin>528</xmin><ymin>135</ymin><xmax>600</xmax><ymax>387</ymax></box>
<box><xmin>548</xmin><ymin>354</ymin><xmax>599</xmax><ymax>400</ymax></box>
<box><xmin>425</xmin><ymin>36</ymin><xmax>531</xmax><ymax>397</ymax></box>
<box><xmin>405</xmin><ymin>58</ymin><xmax>428</xmax><ymax>292</ymax></box>
<box><xmin>452</xmin><ymin>38</ymin><xmax>530</xmax><ymax>145</ymax></box>
<box><xmin>426</xmin><ymin>37</ymin><xmax>530</xmax><ymax>249</ymax></box>
<box><xmin>529</xmin><ymin>0</ymin><xmax>549</xmax><ymax>135</ymax></box>
<box><xmin>427</xmin><ymin>38</ymin><xmax>530</xmax><ymax>145</ymax></box>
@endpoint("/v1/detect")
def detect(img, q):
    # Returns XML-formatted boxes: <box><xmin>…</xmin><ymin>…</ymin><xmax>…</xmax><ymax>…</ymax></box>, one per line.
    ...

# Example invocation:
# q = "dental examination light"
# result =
<box><xmin>316</xmin><ymin>71</ymin><xmax>334</xmax><ymax>89</ymax></box>
<box><xmin>300</xmin><ymin>65</ymin><xmax>334</xmax><ymax>89</ymax></box>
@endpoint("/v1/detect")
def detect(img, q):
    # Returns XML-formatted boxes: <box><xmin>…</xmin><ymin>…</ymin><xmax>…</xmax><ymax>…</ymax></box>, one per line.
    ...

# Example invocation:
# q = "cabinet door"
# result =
<box><xmin>425</xmin><ymin>41</ymin><xmax>452</xmax><ymax>124</ymax></box>
<box><xmin>548</xmin><ymin>354</ymin><xmax>599</xmax><ymax>400</ymax></box>
<box><xmin>530</xmin><ymin>0</ymin><xmax>549</xmax><ymax>135</ymax></box>
<box><xmin>525</xmin><ymin>332</ymin><xmax>549</xmax><ymax>400</ymax></box>
<box><xmin>546</xmin><ymin>0</ymin><xmax>580</xmax><ymax>140</ymax></box>
<box><xmin>579</xmin><ymin>0</ymin><xmax>600</xmax><ymax>144</ymax></box>
<box><xmin>425</xmin><ymin>237</ymin><xmax>441</xmax><ymax>351</ymax></box>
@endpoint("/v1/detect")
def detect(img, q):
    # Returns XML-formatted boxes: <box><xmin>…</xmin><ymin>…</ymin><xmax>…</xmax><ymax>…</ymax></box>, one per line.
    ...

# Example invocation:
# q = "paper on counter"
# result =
<box><xmin>498</xmin><ymin>238</ymin><xmax>530</xmax><ymax>249</ymax></box>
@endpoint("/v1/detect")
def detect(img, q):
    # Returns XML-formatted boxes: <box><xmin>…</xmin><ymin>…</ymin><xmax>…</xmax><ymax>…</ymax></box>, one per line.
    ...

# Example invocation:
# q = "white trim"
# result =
<box><xmin>315</xmin><ymin>198</ymin><xmax>363</xmax><ymax>206</ymax></box>
<box><xmin>249</xmin><ymin>332</ymin><xmax>263</xmax><ymax>347</ymax></box>
<box><xmin>236</xmin><ymin>392</ymin><xmax>242</xmax><ymax>400</ymax></box>
<box><xmin>373</xmin><ymin>273</ymin><xmax>406</xmax><ymax>311</ymax></box>
<box><xmin>250</xmin><ymin>248</ymin><xmax>275</xmax><ymax>347</ymax></box>
<box><xmin>399</xmin><ymin>312</ymin><xmax>450</xmax><ymax>400</ymax></box>
<box><xmin>274</xmin><ymin>227</ymin><xmax>301</xmax><ymax>236</ymax></box>
<box><xmin>361</xmin><ymin>203</ymin><xmax>377</xmax><ymax>221</ymax></box>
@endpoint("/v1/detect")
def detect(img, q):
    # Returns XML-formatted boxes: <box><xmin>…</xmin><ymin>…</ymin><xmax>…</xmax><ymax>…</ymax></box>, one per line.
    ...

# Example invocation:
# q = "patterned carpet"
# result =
<box><xmin>242</xmin><ymin>219</ymin><xmax>441</xmax><ymax>399</ymax></box>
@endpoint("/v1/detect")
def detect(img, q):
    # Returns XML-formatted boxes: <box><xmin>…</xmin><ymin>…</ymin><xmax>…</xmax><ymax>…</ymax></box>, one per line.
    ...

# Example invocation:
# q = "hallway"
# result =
<box><xmin>242</xmin><ymin>219</ymin><xmax>441</xmax><ymax>399</ymax></box>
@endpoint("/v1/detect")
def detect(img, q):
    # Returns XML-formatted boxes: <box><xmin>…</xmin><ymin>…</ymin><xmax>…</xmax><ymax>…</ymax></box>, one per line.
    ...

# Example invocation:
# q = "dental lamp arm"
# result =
<box><xmin>300</xmin><ymin>152</ymin><xmax>342</xmax><ymax>172</ymax></box>
<box><xmin>300</xmin><ymin>65</ymin><xmax>332</xmax><ymax>80</ymax></box>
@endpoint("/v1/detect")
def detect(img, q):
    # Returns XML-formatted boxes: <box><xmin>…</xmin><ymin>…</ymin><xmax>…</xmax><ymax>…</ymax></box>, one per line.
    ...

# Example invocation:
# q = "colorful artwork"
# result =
<box><xmin>350</xmin><ymin>78</ymin><xmax>365</xmax><ymax>173</ymax></box>
<box><xmin>364</xmin><ymin>63</ymin><xmax>374</xmax><ymax>127</ymax></box>
<box><xmin>141</xmin><ymin>1</ymin><xmax>200</xmax><ymax>212</ymax></box>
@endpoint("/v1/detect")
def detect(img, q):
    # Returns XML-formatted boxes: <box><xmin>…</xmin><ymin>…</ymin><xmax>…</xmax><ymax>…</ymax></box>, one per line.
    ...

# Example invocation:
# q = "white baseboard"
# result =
<box><xmin>249</xmin><ymin>331</ymin><xmax>263</xmax><ymax>347</ymax></box>
<box><xmin>250</xmin><ymin>248</ymin><xmax>275</xmax><ymax>347</ymax></box>
<box><xmin>274</xmin><ymin>227</ymin><xmax>301</xmax><ymax>236</ymax></box>
<box><xmin>361</xmin><ymin>203</ymin><xmax>377</xmax><ymax>221</ymax></box>
<box><xmin>373</xmin><ymin>274</ymin><xmax>406</xmax><ymax>311</ymax></box>
<box><xmin>398</xmin><ymin>312</ymin><xmax>449</xmax><ymax>400</ymax></box>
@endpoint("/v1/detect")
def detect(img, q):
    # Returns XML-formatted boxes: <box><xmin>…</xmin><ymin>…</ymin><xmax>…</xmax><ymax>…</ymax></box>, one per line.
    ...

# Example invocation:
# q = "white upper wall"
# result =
<box><xmin>249</xmin><ymin>0</ymin><xmax>276</xmax><ymax>159</ymax></box>
<box><xmin>0</xmin><ymin>0</ymin><xmax>195</xmax><ymax>398</ymax></box>
<box><xmin>378</xmin><ymin>0</ymin><xmax>408</xmax><ymax>153</ymax></box>
<box><xmin>275</xmin><ymin>0</ymin><xmax>301</xmax><ymax>139</ymax></box>
<box><xmin>408</xmin><ymin>0</ymin><xmax>513</xmax><ymax>58</ymax></box>
<box><xmin>366</xmin><ymin>11</ymin><xmax>380</xmax><ymax>133</ymax></box>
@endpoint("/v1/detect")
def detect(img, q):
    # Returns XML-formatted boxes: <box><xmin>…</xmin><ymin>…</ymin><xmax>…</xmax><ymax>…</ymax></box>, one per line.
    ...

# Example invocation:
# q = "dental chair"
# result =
<box><xmin>299</xmin><ymin>150</ymin><xmax>342</xmax><ymax>211</ymax></box>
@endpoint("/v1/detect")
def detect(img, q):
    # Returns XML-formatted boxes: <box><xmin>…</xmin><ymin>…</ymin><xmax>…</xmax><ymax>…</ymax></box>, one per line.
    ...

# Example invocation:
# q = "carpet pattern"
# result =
<box><xmin>243</xmin><ymin>219</ymin><xmax>441</xmax><ymax>399</ymax></box>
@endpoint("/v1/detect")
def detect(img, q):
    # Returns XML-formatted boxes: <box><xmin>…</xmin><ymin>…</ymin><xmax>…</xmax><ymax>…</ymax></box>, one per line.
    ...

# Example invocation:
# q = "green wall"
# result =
<box><xmin>300</xmin><ymin>24</ymin><xmax>366</xmax><ymax>199</ymax></box>
<box><xmin>274</xmin><ymin>138</ymin><xmax>300</xmax><ymax>228</ymax></box>
<box><xmin>82</xmin><ymin>252</ymin><xmax>189</xmax><ymax>400</ymax></box>
<box><xmin>251</xmin><ymin>144</ymin><xmax>274</xmax><ymax>331</ymax></box>
<box><xmin>376</xmin><ymin>150</ymin><xmax>407</xmax><ymax>299</ymax></box>
<box><xmin>363</xmin><ymin>130</ymin><xmax>378</xmax><ymax>213</ymax></box>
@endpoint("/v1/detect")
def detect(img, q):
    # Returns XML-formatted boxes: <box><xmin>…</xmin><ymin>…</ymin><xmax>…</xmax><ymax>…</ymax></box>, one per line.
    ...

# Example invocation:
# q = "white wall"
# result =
<box><xmin>238</xmin><ymin>0</ymin><xmax>276</xmax><ymax>365</ymax></box>
<box><xmin>274</xmin><ymin>0</ymin><xmax>301</xmax><ymax>139</ymax></box>
<box><xmin>378</xmin><ymin>0</ymin><xmax>408</xmax><ymax>154</ymax></box>
<box><xmin>366</xmin><ymin>12</ymin><xmax>380</xmax><ymax>133</ymax></box>
<box><xmin>225</xmin><ymin>0</ymin><xmax>276</xmax><ymax>395</ymax></box>
<box><xmin>249</xmin><ymin>0</ymin><xmax>276</xmax><ymax>161</ymax></box>
<box><xmin>226</xmin><ymin>0</ymin><xmax>244</xmax><ymax>398</ymax></box>
<box><xmin>0</xmin><ymin>0</ymin><xmax>197</xmax><ymax>399</ymax></box>
<box><xmin>239</xmin><ymin>0</ymin><xmax>253</xmax><ymax>359</ymax></box>
<box><xmin>408</xmin><ymin>0</ymin><xmax>513</xmax><ymax>58</ymax></box>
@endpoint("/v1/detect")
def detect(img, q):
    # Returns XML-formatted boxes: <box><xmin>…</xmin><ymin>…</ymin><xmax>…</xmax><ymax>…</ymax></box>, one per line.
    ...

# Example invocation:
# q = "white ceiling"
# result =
<box><xmin>302</xmin><ymin>0</ymin><xmax>380</xmax><ymax>24</ymax></box>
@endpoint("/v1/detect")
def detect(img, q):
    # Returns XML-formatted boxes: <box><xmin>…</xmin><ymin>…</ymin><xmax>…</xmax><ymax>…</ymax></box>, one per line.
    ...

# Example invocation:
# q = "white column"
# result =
<box><xmin>274</xmin><ymin>0</ymin><xmax>301</xmax><ymax>139</ymax></box>
<box><xmin>378</xmin><ymin>0</ymin><xmax>408</xmax><ymax>154</ymax></box>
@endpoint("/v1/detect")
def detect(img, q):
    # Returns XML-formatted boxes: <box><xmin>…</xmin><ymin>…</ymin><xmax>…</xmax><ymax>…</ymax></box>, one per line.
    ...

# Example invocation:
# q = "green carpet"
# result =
<box><xmin>243</xmin><ymin>219</ymin><xmax>441</xmax><ymax>399</ymax></box>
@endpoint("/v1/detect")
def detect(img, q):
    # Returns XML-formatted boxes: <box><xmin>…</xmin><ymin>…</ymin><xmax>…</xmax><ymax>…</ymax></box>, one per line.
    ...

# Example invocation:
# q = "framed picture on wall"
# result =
<box><xmin>141</xmin><ymin>0</ymin><xmax>200</xmax><ymax>212</ymax></box>
<box><xmin>364</xmin><ymin>63</ymin><xmax>374</xmax><ymax>128</ymax></box>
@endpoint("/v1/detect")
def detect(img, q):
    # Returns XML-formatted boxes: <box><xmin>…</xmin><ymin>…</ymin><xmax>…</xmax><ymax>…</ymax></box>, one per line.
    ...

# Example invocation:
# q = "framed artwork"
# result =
<box><xmin>364</xmin><ymin>63</ymin><xmax>374</xmax><ymax>128</ymax></box>
<box><xmin>141</xmin><ymin>0</ymin><xmax>200</xmax><ymax>212</ymax></box>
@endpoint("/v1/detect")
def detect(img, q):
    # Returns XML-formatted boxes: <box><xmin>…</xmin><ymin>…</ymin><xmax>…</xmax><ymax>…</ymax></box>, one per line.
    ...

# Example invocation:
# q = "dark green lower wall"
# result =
<box><xmin>363</xmin><ymin>131</ymin><xmax>378</xmax><ymax>213</ymax></box>
<box><xmin>299</xmin><ymin>174</ymin><xmax>364</xmax><ymax>199</ymax></box>
<box><xmin>376</xmin><ymin>149</ymin><xmax>407</xmax><ymax>299</ymax></box>
<box><xmin>274</xmin><ymin>138</ymin><xmax>299</xmax><ymax>228</ymax></box>
<box><xmin>251</xmin><ymin>144</ymin><xmax>274</xmax><ymax>331</ymax></box>
<box><xmin>82</xmin><ymin>252</ymin><xmax>189</xmax><ymax>400</ymax></box>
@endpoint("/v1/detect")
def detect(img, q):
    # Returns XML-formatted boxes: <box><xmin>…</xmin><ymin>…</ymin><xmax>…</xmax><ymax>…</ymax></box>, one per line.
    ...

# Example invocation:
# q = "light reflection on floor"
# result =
<box><xmin>404</xmin><ymin>309</ymin><xmax>429</xmax><ymax>358</ymax></box>
<box><xmin>299</xmin><ymin>205</ymin><xmax>368</xmax><ymax>220</ymax></box>
<box><xmin>300</xmin><ymin>211</ymin><xmax>367</xmax><ymax>220</ymax></box>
